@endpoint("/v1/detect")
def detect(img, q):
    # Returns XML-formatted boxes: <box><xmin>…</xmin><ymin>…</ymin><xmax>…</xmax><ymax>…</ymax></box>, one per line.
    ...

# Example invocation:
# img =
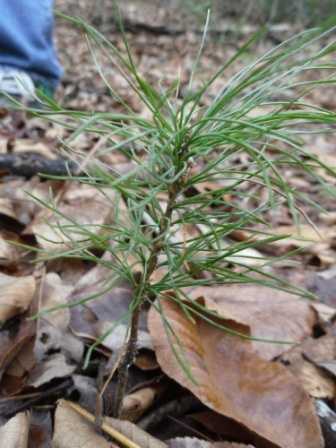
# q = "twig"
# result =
<box><xmin>0</xmin><ymin>153</ymin><xmax>78</xmax><ymax>178</ymax></box>
<box><xmin>3</xmin><ymin>378</ymin><xmax>73</xmax><ymax>418</ymax></box>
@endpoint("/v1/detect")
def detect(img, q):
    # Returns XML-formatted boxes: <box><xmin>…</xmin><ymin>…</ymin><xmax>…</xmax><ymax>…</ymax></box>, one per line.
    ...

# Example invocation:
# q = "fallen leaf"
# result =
<box><xmin>60</xmin><ymin>399</ymin><xmax>167</xmax><ymax>448</ymax></box>
<box><xmin>12</xmin><ymin>138</ymin><xmax>56</xmax><ymax>159</ymax></box>
<box><xmin>70</xmin><ymin>374</ymin><xmax>98</xmax><ymax>414</ymax></box>
<box><xmin>311</xmin><ymin>302</ymin><xmax>336</xmax><ymax>324</ymax></box>
<box><xmin>35</xmin><ymin>273</ymin><xmax>83</xmax><ymax>364</ymax></box>
<box><xmin>103</xmin><ymin>415</ymin><xmax>167</xmax><ymax>448</ymax></box>
<box><xmin>29</xmin><ymin>409</ymin><xmax>53</xmax><ymax>448</ymax></box>
<box><xmin>70</xmin><ymin>259</ymin><xmax>140</xmax><ymax>342</ymax></box>
<box><xmin>185</xmin><ymin>284</ymin><xmax>315</xmax><ymax>360</ymax></box>
<box><xmin>0</xmin><ymin>316</ymin><xmax>36</xmax><ymax>381</ymax></box>
<box><xmin>53</xmin><ymin>400</ymin><xmax>112</xmax><ymax>448</ymax></box>
<box><xmin>0</xmin><ymin>411</ymin><xmax>31</xmax><ymax>448</ymax></box>
<box><xmin>0</xmin><ymin>233</ymin><xmax>25</xmax><ymax>268</ymax></box>
<box><xmin>28</xmin><ymin>354</ymin><xmax>76</xmax><ymax>388</ymax></box>
<box><xmin>282</xmin><ymin>334</ymin><xmax>336</xmax><ymax>398</ymax></box>
<box><xmin>0</xmin><ymin>197</ymin><xmax>20</xmax><ymax>221</ymax></box>
<box><xmin>0</xmin><ymin>273</ymin><xmax>36</xmax><ymax>327</ymax></box>
<box><xmin>121</xmin><ymin>378</ymin><xmax>170</xmax><ymax>422</ymax></box>
<box><xmin>28</xmin><ymin>183</ymin><xmax>114</xmax><ymax>253</ymax></box>
<box><xmin>6</xmin><ymin>339</ymin><xmax>36</xmax><ymax>378</ymax></box>
<box><xmin>148</xmin><ymin>296</ymin><xmax>323</xmax><ymax>448</ymax></box>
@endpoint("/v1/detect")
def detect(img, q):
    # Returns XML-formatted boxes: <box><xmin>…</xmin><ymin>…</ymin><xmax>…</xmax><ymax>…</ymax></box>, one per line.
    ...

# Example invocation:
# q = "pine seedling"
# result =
<box><xmin>20</xmin><ymin>7</ymin><xmax>336</xmax><ymax>417</ymax></box>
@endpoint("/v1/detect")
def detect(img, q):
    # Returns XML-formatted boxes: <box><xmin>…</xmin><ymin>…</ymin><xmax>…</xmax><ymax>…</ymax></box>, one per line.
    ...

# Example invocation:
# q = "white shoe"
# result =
<box><xmin>0</xmin><ymin>68</ymin><xmax>35</xmax><ymax>98</ymax></box>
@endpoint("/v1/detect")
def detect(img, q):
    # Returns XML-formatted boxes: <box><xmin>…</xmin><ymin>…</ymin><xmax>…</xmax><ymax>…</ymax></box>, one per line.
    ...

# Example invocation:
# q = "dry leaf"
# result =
<box><xmin>0</xmin><ymin>317</ymin><xmax>36</xmax><ymax>380</ymax></box>
<box><xmin>0</xmin><ymin>411</ymin><xmax>31</xmax><ymax>448</ymax></box>
<box><xmin>35</xmin><ymin>273</ymin><xmax>83</xmax><ymax>363</ymax></box>
<box><xmin>70</xmin><ymin>262</ymin><xmax>139</xmax><ymax>343</ymax></box>
<box><xmin>12</xmin><ymin>138</ymin><xmax>56</xmax><ymax>158</ymax></box>
<box><xmin>185</xmin><ymin>284</ymin><xmax>315</xmax><ymax>360</ymax></box>
<box><xmin>70</xmin><ymin>374</ymin><xmax>98</xmax><ymax>414</ymax></box>
<box><xmin>295</xmin><ymin>362</ymin><xmax>335</xmax><ymax>399</ymax></box>
<box><xmin>148</xmin><ymin>296</ymin><xmax>323</xmax><ymax>448</ymax></box>
<box><xmin>28</xmin><ymin>409</ymin><xmax>53</xmax><ymax>448</ymax></box>
<box><xmin>0</xmin><ymin>197</ymin><xmax>20</xmax><ymax>221</ymax></box>
<box><xmin>28</xmin><ymin>354</ymin><xmax>76</xmax><ymax>388</ymax></box>
<box><xmin>121</xmin><ymin>379</ymin><xmax>169</xmax><ymax>422</ymax></box>
<box><xmin>28</xmin><ymin>183</ymin><xmax>114</xmax><ymax>253</ymax></box>
<box><xmin>311</xmin><ymin>302</ymin><xmax>336</xmax><ymax>324</ymax></box>
<box><xmin>282</xmin><ymin>335</ymin><xmax>336</xmax><ymax>398</ymax></box>
<box><xmin>61</xmin><ymin>400</ymin><xmax>167</xmax><ymax>448</ymax></box>
<box><xmin>6</xmin><ymin>339</ymin><xmax>36</xmax><ymax>378</ymax></box>
<box><xmin>0</xmin><ymin>234</ymin><xmax>24</xmax><ymax>267</ymax></box>
<box><xmin>53</xmin><ymin>400</ymin><xmax>111</xmax><ymax>448</ymax></box>
<box><xmin>103</xmin><ymin>416</ymin><xmax>167</xmax><ymax>448</ymax></box>
<box><xmin>0</xmin><ymin>273</ymin><xmax>36</xmax><ymax>327</ymax></box>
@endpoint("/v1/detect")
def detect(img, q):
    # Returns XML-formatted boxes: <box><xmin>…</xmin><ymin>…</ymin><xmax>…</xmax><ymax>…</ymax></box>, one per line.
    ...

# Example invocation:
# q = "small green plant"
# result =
<box><xmin>20</xmin><ymin>6</ymin><xmax>336</xmax><ymax>417</ymax></box>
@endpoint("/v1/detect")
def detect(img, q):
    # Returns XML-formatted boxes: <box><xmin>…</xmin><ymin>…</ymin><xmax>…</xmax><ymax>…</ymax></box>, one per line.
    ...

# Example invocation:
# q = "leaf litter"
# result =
<box><xmin>0</xmin><ymin>1</ymin><xmax>335</xmax><ymax>447</ymax></box>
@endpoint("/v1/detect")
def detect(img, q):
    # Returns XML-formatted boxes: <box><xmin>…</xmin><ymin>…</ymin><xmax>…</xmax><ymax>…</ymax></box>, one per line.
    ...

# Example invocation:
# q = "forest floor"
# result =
<box><xmin>0</xmin><ymin>2</ymin><xmax>336</xmax><ymax>447</ymax></box>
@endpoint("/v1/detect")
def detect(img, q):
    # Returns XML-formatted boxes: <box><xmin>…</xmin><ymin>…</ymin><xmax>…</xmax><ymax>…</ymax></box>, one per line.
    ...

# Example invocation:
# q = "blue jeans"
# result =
<box><xmin>0</xmin><ymin>0</ymin><xmax>62</xmax><ymax>88</ymax></box>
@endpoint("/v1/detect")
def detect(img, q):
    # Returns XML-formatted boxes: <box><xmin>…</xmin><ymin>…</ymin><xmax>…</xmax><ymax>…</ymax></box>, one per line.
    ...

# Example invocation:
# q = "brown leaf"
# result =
<box><xmin>28</xmin><ymin>354</ymin><xmax>76</xmax><ymax>388</ymax></box>
<box><xmin>0</xmin><ymin>233</ymin><xmax>25</xmax><ymax>268</ymax></box>
<box><xmin>35</xmin><ymin>273</ymin><xmax>83</xmax><ymax>364</ymax></box>
<box><xmin>0</xmin><ymin>411</ymin><xmax>31</xmax><ymax>448</ymax></box>
<box><xmin>311</xmin><ymin>302</ymin><xmax>336</xmax><ymax>324</ymax></box>
<box><xmin>28</xmin><ymin>183</ymin><xmax>114</xmax><ymax>253</ymax></box>
<box><xmin>53</xmin><ymin>400</ymin><xmax>111</xmax><ymax>448</ymax></box>
<box><xmin>59</xmin><ymin>400</ymin><xmax>167</xmax><ymax>448</ymax></box>
<box><xmin>185</xmin><ymin>284</ymin><xmax>315</xmax><ymax>360</ymax></box>
<box><xmin>121</xmin><ymin>379</ymin><xmax>170</xmax><ymax>422</ymax></box>
<box><xmin>282</xmin><ymin>335</ymin><xmax>336</xmax><ymax>399</ymax></box>
<box><xmin>148</xmin><ymin>296</ymin><xmax>323</xmax><ymax>448</ymax></box>
<box><xmin>0</xmin><ymin>316</ymin><xmax>36</xmax><ymax>381</ymax></box>
<box><xmin>103</xmin><ymin>415</ymin><xmax>167</xmax><ymax>448</ymax></box>
<box><xmin>0</xmin><ymin>273</ymin><xmax>36</xmax><ymax>327</ymax></box>
<box><xmin>0</xmin><ymin>197</ymin><xmax>20</xmax><ymax>221</ymax></box>
<box><xmin>6</xmin><ymin>339</ymin><xmax>36</xmax><ymax>378</ymax></box>
<box><xmin>70</xmin><ymin>260</ymin><xmax>140</xmax><ymax>343</ymax></box>
<box><xmin>12</xmin><ymin>138</ymin><xmax>56</xmax><ymax>158</ymax></box>
<box><xmin>28</xmin><ymin>409</ymin><xmax>53</xmax><ymax>448</ymax></box>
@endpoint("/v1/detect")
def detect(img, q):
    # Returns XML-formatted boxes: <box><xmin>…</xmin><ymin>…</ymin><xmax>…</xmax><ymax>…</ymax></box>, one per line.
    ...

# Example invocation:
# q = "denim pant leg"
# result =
<box><xmin>0</xmin><ymin>0</ymin><xmax>62</xmax><ymax>88</ymax></box>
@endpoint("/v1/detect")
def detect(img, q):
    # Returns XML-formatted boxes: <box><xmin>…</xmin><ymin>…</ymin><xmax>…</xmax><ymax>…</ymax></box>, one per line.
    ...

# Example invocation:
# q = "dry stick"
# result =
<box><xmin>113</xmin><ymin>138</ymin><xmax>191</xmax><ymax>418</ymax></box>
<box><xmin>3</xmin><ymin>378</ymin><xmax>73</xmax><ymax>419</ymax></box>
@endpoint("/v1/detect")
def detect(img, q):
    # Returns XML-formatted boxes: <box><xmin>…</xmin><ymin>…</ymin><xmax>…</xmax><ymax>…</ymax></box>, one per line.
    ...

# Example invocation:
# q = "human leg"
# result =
<box><xmin>0</xmin><ymin>0</ymin><xmax>62</xmax><ymax>91</ymax></box>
